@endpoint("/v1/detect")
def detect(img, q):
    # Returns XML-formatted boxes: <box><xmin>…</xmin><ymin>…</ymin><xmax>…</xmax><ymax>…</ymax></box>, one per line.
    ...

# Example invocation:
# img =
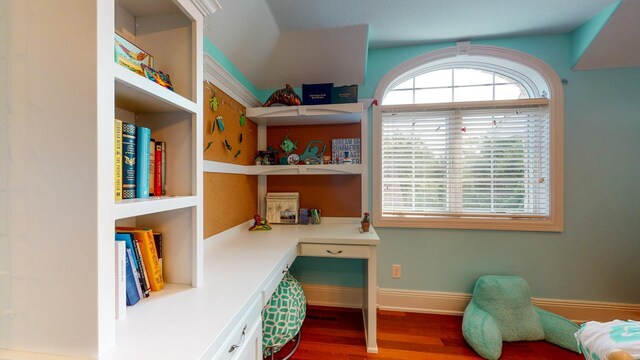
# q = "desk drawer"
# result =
<box><xmin>261</xmin><ymin>247</ymin><xmax>297</xmax><ymax>307</ymax></box>
<box><xmin>212</xmin><ymin>295</ymin><xmax>262</xmax><ymax>360</ymax></box>
<box><xmin>298</xmin><ymin>243</ymin><xmax>370</xmax><ymax>259</ymax></box>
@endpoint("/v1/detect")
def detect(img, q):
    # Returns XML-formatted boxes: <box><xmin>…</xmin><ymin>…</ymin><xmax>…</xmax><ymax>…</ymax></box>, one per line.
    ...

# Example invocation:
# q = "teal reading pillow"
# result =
<box><xmin>462</xmin><ymin>275</ymin><xmax>580</xmax><ymax>360</ymax></box>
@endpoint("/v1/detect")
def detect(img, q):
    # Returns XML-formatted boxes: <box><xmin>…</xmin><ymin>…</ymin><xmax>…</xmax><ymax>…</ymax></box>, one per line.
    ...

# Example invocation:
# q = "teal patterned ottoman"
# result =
<box><xmin>262</xmin><ymin>272</ymin><xmax>307</xmax><ymax>358</ymax></box>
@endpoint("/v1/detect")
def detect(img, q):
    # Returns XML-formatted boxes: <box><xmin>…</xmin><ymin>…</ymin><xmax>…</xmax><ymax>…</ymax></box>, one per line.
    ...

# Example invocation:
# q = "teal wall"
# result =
<box><xmin>293</xmin><ymin>34</ymin><xmax>640</xmax><ymax>303</ymax></box>
<box><xmin>206</xmin><ymin>34</ymin><xmax>640</xmax><ymax>303</ymax></box>
<box><xmin>570</xmin><ymin>1</ymin><xmax>621</xmax><ymax>68</ymax></box>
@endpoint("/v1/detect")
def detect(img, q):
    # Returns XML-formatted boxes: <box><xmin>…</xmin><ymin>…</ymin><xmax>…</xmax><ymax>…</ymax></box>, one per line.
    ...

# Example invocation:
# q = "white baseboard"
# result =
<box><xmin>301</xmin><ymin>284</ymin><xmax>363</xmax><ymax>309</ymax></box>
<box><xmin>302</xmin><ymin>284</ymin><xmax>640</xmax><ymax>322</ymax></box>
<box><xmin>378</xmin><ymin>288</ymin><xmax>470</xmax><ymax>316</ymax></box>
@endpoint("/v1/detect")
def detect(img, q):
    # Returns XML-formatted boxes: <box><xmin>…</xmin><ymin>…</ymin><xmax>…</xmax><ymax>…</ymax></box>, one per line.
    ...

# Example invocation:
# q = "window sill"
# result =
<box><xmin>373</xmin><ymin>215</ymin><xmax>563</xmax><ymax>232</ymax></box>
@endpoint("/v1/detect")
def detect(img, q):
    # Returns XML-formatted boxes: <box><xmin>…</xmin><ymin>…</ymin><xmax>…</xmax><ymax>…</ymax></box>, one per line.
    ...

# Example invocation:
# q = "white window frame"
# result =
<box><xmin>372</xmin><ymin>43</ymin><xmax>564</xmax><ymax>231</ymax></box>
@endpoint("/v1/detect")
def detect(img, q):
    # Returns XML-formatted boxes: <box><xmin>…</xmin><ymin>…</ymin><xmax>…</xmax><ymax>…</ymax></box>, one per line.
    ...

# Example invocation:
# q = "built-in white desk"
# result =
<box><xmin>97</xmin><ymin>218</ymin><xmax>379</xmax><ymax>359</ymax></box>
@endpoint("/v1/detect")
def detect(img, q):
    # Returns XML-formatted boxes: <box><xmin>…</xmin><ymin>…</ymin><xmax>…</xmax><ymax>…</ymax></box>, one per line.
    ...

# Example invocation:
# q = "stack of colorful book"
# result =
<box><xmin>114</xmin><ymin>227</ymin><xmax>164</xmax><ymax>318</ymax></box>
<box><xmin>114</xmin><ymin>119</ymin><xmax>167</xmax><ymax>200</ymax></box>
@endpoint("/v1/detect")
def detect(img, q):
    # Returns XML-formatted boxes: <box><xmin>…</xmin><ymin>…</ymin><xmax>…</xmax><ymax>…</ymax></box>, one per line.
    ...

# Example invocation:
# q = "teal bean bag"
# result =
<box><xmin>462</xmin><ymin>275</ymin><xmax>580</xmax><ymax>359</ymax></box>
<box><xmin>262</xmin><ymin>272</ymin><xmax>307</xmax><ymax>357</ymax></box>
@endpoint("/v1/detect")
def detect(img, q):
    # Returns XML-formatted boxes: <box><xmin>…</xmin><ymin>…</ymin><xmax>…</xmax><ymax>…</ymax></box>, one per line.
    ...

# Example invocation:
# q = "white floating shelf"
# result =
<box><xmin>203</xmin><ymin>161</ymin><xmax>363</xmax><ymax>175</ymax></box>
<box><xmin>246</xmin><ymin>103</ymin><xmax>363</xmax><ymax>126</ymax></box>
<box><xmin>114</xmin><ymin>195</ymin><xmax>198</xmax><ymax>219</ymax></box>
<box><xmin>252</xmin><ymin>164</ymin><xmax>363</xmax><ymax>175</ymax></box>
<box><xmin>114</xmin><ymin>64</ymin><xmax>198</xmax><ymax>114</ymax></box>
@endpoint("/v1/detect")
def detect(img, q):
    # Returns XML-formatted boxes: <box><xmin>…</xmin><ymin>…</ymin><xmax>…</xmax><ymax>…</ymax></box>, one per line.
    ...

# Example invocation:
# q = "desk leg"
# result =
<box><xmin>363</xmin><ymin>246</ymin><xmax>378</xmax><ymax>353</ymax></box>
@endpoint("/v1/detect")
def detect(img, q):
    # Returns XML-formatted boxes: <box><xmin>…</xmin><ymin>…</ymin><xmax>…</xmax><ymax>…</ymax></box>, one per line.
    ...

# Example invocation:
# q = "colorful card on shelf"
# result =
<box><xmin>332</xmin><ymin>138</ymin><xmax>360</xmax><ymax>164</ymax></box>
<box><xmin>114</xmin><ymin>33</ymin><xmax>154</xmax><ymax>76</ymax></box>
<box><xmin>141</xmin><ymin>64</ymin><xmax>174</xmax><ymax>91</ymax></box>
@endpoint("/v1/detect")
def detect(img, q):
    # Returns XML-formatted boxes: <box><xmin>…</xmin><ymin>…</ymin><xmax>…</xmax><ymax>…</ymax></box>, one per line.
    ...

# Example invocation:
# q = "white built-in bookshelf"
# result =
<box><xmin>3</xmin><ymin>0</ymin><xmax>215</xmax><ymax>358</ymax></box>
<box><xmin>108</xmin><ymin>0</ymin><xmax>212</xmax><ymax>356</ymax></box>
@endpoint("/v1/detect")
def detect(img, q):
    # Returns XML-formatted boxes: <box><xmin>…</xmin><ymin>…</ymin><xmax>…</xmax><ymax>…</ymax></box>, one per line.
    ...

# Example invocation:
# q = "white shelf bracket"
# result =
<box><xmin>457</xmin><ymin>41</ymin><xmax>471</xmax><ymax>56</ymax></box>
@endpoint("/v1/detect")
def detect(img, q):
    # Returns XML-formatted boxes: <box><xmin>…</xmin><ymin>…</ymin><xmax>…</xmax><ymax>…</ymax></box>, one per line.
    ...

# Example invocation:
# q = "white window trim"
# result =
<box><xmin>372</xmin><ymin>44</ymin><xmax>564</xmax><ymax>232</ymax></box>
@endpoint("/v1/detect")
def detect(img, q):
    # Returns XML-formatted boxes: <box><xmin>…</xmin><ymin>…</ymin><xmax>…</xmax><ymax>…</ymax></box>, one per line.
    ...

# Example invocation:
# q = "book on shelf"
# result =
<box><xmin>114</xmin><ymin>119</ymin><xmax>123</xmax><ymax>200</ymax></box>
<box><xmin>116</xmin><ymin>232</ymin><xmax>147</xmax><ymax>298</ymax></box>
<box><xmin>114</xmin><ymin>241</ymin><xmax>126</xmax><ymax>318</ymax></box>
<box><xmin>161</xmin><ymin>141</ymin><xmax>166</xmax><ymax>195</ymax></box>
<box><xmin>136</xmin><ymin>126</ymin><xmax>151</xmax><ymax>198</ymax></box>
<box><xmin>149</xmin><ymin>138</ymin><xmax>155</xmax><ymax>196</ymax></box>
<box><xmin>117</xmin><ymin>227</ymin><xmax>165</xmax><ymax>291</ymax></box>
<box><xmin>153</xmin><ymin>232</ymin><xmax>162</xmax><ymax>274</ymax></box>
<box><xmin>154</xmin><ymin>141</ymin><xmax>163</xmax><ymax>196</ymax></box>
<box><xmin>132</xmin><ymin>232</ymin><xmax>151</xmax><ymax>297</ymax></box>
<box><xmin>122</xmin><ymin>122</ymin><xmax>137</xmax><ymax>199</ymax></box>
<box><xmin>125</xmin><ymin>248</ymin><xmax>142</xmax><ymax>306</ymax></box>
<box><xmin>115</xmin><ymin>122</ymin><xmax>167</xmax><ymax>200</ymax></box>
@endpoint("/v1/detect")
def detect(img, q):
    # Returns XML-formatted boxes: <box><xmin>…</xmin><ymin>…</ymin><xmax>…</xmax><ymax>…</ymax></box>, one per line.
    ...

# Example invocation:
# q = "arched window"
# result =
<box><xmin>373</xmin><ymin>44</ymin><xmax>563</xmax><ymax>231</ymax></box>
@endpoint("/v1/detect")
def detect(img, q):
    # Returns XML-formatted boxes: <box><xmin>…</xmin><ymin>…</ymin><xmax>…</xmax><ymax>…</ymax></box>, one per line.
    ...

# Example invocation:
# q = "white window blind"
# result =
<box><xmin>381</xmin><ymin>99</ymin><xmax>550</xmax><ymax>219</ymax></box>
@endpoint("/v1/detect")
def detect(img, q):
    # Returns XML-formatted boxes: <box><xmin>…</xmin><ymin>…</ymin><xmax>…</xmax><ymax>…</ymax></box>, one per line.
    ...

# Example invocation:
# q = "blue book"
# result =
<box><xmin>116</xmin><ymin>232</ymin><xmax>146</xmax><ymax>298</ymax></box>
<box><xmin>121</xmin><ymin>122</ymin><xmax>137</xmax><ymax>199</ymax></box>
<box><xmin>136</xmin><ymin>126</ymin><xmax>151</xmax><ymax>198</ymax></box>
<box><xmin>125</xmin><ymin>248</ymin><xmax>142</xmax><ymax>305</ymax></box>
<box><xmin>115</xmin><ymin>233</ymin><xmax>136</xmax><ymax>268</ymax></box>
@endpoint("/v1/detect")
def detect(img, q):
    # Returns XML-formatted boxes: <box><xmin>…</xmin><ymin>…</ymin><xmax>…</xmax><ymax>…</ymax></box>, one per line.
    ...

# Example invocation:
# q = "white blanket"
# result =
<box><xmin>575</xmin><ymin>320</ymin><xmax>640</xmax><ymax>360</ymax></box>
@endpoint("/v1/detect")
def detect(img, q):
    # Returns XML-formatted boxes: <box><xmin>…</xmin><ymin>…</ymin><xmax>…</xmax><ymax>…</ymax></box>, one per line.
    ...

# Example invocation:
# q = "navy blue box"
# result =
<box><xmin>302</xmin><ymin>83</ymin><xmax>333</xmax><ymax>105</ymax></box>
<box><xmin>332</xmin><ymin>85</ymin><xmax>358</xmax><ymax>104</ymax></box>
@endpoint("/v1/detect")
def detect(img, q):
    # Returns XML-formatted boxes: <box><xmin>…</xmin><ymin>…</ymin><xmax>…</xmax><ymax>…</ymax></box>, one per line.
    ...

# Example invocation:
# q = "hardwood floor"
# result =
<box><xmin>272</xmin><ymin>306</ymin><xmax>583</xmax><ymax>360</ymax></box>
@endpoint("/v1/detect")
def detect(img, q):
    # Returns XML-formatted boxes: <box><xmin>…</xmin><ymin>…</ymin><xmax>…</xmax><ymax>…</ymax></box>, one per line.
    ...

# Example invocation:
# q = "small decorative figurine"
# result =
<box><xmin>249</xmin><ymin>213</ymin><xmax>272</xmax><ymax>231</ymax></box>
<box><xmin>262</xmin><ymin>84</ymin><xmax>302</xmax><ymax>107</ymax></box>
<box><xmin>287</xmin><ymin>153</ymin><xmax>300</xmax><ymax>165</ymax></box>
<box><xmin>299</xmin><ymin>140</ymin><xmax>326</xmax><ymax>165</ymax></box>
<box><xmin>280</xmin><ymin>134</ymin><xmax>298</xmax><ymax>164</ymax></box>
<box><xmin>342</xmin><ymin>151</ymin><xmax>353</xmax><ymax>164</ymax></box>
<box><xmin>361</xmin><ymin>212</ymin><xmax>370</xmax><ymax>232</ymax></box>
<box><xmin>280</xmin><ymin>134</ymin><xmax>297</xmax><ymax>154</ymax></box>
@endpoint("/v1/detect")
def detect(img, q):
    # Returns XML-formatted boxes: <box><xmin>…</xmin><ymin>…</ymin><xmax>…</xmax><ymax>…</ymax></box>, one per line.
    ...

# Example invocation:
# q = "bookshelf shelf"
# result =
<box><xmin>246</xmin><ymin>102</ymin><xmax>363</xmax><ymax>126</ymax></box>
<box><xmin>114</xmin><ymin>196</ymin><xmax>198</xmax><ymax>219</ymax></box>
<box><xmin>114</xmin><ymin>64</ymin><xmax>198</xmax><ymax>114</ymax></box>
<box><xmin>203</xmin><ymin>160</ymin><xmax>363</xmax><ymax>175</ymax></box>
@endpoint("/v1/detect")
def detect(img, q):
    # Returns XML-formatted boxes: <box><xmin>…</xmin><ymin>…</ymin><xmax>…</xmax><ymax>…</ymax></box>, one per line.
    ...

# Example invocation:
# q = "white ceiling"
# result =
<box><xmin>206</xmin><ymin>0</ymin><xmax>633</xmax><ymax>91</ymax></box>
<box><xmin>265</xmin><ymin>0</ymin><xmax>618</xmax><ymax>49</ymax></box>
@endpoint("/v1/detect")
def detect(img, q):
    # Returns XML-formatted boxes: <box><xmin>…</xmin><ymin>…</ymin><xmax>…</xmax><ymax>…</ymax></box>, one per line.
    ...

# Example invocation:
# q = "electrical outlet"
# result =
<box><xmin>392</xmin><ymin>264</ymin><xmax>401</xmax><ymax>279</ymax></box>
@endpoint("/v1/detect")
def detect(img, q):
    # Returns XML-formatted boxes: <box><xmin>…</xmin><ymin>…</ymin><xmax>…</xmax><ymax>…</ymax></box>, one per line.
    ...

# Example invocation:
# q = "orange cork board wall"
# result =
<box><xmin>203</xmin><ymin>82</ymin><xmax>259</xmax><ymax>237</ymax></box>
<box><xmin>203</xmin><ymin>81</ymin><xmax>257</xmax><ymax>165</ymax></box>
<box><xmin>266</xmin><ymin>123</ymin><xmax>361</xmax><ymax>217</ymax></box>
<box><xmin>204</xmin><ymin>173</ymin><xmax>258</xmax><ymax>238</ymax></box>
<box><xmin>267</xmin><ymin>175</ymin><xmax>361</xmax><ymax>217</ymax></box>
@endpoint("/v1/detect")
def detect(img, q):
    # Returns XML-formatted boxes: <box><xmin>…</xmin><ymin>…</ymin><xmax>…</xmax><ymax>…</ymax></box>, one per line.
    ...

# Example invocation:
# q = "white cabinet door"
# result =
<box><xmin>233</xmin><ymin>316</ymin><xmax>262</xmax><ymax>360</ymax></box>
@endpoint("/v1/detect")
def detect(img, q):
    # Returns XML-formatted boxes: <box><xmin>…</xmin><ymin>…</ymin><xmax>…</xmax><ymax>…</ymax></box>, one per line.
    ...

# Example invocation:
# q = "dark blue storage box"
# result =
<box><xmin>302</xmin><ymin>83</ymin><xmax>333</xmax><ymax>105</ymax></box>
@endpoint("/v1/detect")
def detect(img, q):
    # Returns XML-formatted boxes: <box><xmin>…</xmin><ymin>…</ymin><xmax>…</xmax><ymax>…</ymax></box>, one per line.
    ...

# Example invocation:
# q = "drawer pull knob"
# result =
<box><xmin>228</xmin><ymin>325</ymin><xmax>247</xmax><ymax>353</ymax></box>
<box><xmin>326</xmin><ymin>250</ymin><xmax>343</xmax><ymax>255</ymax></box>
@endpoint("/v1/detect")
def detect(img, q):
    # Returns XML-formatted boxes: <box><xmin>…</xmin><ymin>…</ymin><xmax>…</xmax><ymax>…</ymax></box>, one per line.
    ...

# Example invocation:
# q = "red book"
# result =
<box><xmin>154</xmin><ymin>142</ymin><xmax>162</xmax><ymax>196</ymax></box>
